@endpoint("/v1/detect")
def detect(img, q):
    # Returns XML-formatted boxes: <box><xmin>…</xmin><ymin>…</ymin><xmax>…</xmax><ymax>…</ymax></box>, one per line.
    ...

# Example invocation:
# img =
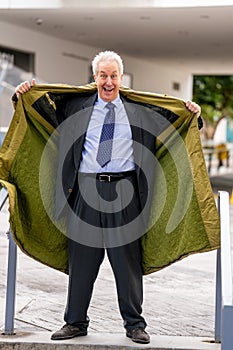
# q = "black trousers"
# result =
<box><xmin>64</xmin><ymin>172</ymin><xmax>147</xmax><ymax>330</ymax></box>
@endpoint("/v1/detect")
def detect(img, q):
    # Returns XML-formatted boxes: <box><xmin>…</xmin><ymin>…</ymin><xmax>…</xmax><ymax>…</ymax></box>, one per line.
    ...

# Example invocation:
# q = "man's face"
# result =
<box><xmin>94</xmin><ymin>60</ymin><xmax>123</xmax><ymax>102</ymax></box>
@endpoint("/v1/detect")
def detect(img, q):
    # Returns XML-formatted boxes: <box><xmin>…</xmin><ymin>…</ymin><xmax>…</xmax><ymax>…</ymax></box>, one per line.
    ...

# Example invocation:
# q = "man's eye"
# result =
<box><xmin>100</xmin><ymin>74</ymin><xmax>107</xmax><ymax>79</ymax></box>
<box><xmin>111</xmin><ymin>75</ymin><xmax>118</xmax><ymax>79</ymax></box>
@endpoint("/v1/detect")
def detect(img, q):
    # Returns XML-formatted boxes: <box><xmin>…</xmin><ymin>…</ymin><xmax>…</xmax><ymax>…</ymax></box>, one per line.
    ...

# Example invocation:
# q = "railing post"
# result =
<box><xmin>0</xmin><ymin>187</ymin><xmax>17</xmax><ymax>335</ymax></box>
<box><xmin>215</xmin><ymin>247</ymin><xmax>221</xmax><ymax>343</ymax></box>
<box><xmin>4</xmin><ymin>229</ymin><xmax>17</xmax><ymax>335</ymax></box>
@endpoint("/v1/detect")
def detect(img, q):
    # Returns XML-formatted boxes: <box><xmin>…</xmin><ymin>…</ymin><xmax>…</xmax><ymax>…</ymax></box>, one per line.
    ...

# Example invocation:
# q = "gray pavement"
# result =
<box><xmin>1</xmin><ymin>196</ymin><xmax>232</xmax><ymax>350</ymax></box>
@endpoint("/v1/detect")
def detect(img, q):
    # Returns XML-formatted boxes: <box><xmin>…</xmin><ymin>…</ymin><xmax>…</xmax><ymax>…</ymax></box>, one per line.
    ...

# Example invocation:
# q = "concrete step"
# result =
<box><xmin>0</xmin><ymin>332</ymin><xmax>220</xmax><ymax>350</ymax></box>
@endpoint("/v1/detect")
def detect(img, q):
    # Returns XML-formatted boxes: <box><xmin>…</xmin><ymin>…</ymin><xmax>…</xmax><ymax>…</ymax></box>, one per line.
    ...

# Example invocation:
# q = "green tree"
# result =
<box><xmin>193</xmin><ymin>75</ymin><xmax>233</xmax><ymax>139</ymax></box>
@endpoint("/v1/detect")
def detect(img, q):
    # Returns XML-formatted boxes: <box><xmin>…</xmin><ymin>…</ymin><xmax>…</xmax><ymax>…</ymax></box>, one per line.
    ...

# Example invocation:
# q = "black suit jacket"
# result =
<box><xmin>54</xmin><ymin>92</ymin><xmax>161</xmax><ymax>220</ymax></box>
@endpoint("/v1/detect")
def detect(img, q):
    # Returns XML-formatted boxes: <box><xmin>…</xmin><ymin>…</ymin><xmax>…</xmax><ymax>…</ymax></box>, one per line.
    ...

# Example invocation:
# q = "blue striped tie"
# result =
<box><xmin>96</xmin><ymin>102</ymin><xmax>116</xmax><ymax>168</ymax></box>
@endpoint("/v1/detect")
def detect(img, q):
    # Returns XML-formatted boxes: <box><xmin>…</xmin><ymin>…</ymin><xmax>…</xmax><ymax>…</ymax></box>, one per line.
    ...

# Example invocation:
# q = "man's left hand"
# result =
<box><xmin>186</xmin><ymin>100</ymin><xmax>201</xmax><ymax>118</ymax></box>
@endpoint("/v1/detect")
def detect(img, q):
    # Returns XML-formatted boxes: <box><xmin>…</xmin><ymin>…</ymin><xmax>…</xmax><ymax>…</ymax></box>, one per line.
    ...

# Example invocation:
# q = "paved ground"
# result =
<box><xmin>0</xmin><ymin>194</ymin><xmax>232</xmax><ymax>349</ymax></box>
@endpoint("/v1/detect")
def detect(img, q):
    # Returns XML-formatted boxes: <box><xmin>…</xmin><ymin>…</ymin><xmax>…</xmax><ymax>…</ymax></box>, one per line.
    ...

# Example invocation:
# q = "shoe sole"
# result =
<box><xmin>51</xmin><ymin>331</ymin><xmax>87</xmax><ymax>340</ymax></box>
<box><xmin>126</xmin><ymin>334</ymin><xmax>150</xmax><ymax>344</ymax></box>
<box><xmin>131</xmin><ymin>338</ymin><xmax>150</xmax><ymax>344</ymax></box>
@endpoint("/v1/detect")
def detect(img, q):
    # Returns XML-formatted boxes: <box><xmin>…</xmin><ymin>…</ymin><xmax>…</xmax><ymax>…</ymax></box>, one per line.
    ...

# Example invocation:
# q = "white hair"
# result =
<box><xmin>92</xmin><ymin>51</ymin><xmax>124</xmax><ymax>76</ymax></box>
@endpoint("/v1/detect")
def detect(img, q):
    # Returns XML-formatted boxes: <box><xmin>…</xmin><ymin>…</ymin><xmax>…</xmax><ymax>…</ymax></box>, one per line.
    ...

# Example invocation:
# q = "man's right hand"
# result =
<box><xmin>15</xmin><ymin>78</ymin><xmax>36</xmax><ymax>98</ymax></box>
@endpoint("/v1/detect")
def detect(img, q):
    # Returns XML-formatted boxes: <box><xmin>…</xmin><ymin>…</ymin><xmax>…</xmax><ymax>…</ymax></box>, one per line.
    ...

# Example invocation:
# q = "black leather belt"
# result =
<box><xmin>79</xmin><ymin>171</ymin><xmax>136</xmax><ymax>182</ymax></box>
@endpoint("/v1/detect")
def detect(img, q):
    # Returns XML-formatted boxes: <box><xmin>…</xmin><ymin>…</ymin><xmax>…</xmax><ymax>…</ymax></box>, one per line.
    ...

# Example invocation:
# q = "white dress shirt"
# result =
<box><xmin>79</xmin><ymin>95</ymin><xmax>135</xmax><ymax>173</ymax></box>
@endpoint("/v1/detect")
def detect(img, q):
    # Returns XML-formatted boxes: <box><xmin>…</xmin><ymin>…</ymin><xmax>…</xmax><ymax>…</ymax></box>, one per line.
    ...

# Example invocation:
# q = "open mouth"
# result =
<box><xmin>103</xmin><ymin>87</ymin><xmax>114</xmax><ymax>92</ymax></box>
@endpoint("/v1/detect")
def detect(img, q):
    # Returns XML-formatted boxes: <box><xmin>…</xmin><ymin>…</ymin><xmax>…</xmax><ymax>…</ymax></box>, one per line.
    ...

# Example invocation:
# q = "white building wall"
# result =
<box><xmin>0</xmin><ymin>20</ymin><xmax>192</xmax><ymax>100</ymax></box>
<box><xmin>123</xmin><ymin>57</ymin><xmax>193</xmax><ymax>100</ymax></box>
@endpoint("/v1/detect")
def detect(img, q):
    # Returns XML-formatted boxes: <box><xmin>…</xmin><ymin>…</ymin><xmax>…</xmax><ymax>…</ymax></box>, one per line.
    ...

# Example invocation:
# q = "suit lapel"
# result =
<box><xmin>73</xmin><ymin>93</ymin><xmax>97</xmax><ymax>169</ymax></box>
<box><xmin>122</xmin><ymin>97</ymin><xmax>143</xmax><ymax>170</ymax></box>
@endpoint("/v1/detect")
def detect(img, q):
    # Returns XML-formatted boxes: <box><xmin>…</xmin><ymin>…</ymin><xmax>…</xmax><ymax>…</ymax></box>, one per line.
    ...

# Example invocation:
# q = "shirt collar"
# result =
<box><xmin>97</xmin><ymin>95</ymin><xmax>121</xmax><ymax>106</ymax></box>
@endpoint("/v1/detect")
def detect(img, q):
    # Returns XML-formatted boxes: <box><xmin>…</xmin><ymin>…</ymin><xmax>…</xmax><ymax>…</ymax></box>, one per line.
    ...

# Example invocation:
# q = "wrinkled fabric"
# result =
<box><xmin>0</xmin><ymin>83</ymin><xmax>220</xmax><ymax>275</ymax></box>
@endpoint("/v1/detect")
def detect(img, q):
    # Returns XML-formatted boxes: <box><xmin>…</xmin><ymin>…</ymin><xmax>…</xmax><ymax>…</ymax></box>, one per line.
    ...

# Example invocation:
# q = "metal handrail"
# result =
<box><xmin>218</xmin><ymin>192</ymin><xmax>233</xmax><ymax>306</ymax></box>
<box><xmin>215</xmin><ymin>191</ymin><xmax>233</xmax><ymax>349</ymax></box>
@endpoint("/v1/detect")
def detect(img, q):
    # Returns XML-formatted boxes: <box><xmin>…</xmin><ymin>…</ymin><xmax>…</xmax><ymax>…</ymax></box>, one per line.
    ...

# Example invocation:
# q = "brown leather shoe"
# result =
<box><xmin>126</xmin><ymin>328</ymin><xmax>150</xmax><ymax>344</ymax></box>
<box><xmin>51</xmin><ymin>323</ymin><xmax>87</xmax><ymax>340</ymax></box>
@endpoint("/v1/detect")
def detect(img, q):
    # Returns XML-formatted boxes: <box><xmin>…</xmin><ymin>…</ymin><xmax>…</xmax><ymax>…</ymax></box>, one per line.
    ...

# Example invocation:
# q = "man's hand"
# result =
<box><xmin>186</xmin><ymin>100</ymin><xmax>201</xmax><ymax>118</ymax></box>
<box><xmin>15</xmin><ymin>78</ymin><xmax>36</xmax><ymax>98</ymax></box>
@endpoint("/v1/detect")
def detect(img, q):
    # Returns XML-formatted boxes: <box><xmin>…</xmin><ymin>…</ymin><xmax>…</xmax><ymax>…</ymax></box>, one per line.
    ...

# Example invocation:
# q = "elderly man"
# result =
<box><xmin>15</xmin><ymin>50</ymin><xmax>201</xmax><ymax>344</ymax></box>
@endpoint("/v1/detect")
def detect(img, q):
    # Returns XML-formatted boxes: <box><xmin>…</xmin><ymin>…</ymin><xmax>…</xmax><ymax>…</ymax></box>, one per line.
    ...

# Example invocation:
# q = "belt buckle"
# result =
<box><xmin>99</xmin><ymin>174</ymin><xmax>111</xmax><ymax>182</ymax></box>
